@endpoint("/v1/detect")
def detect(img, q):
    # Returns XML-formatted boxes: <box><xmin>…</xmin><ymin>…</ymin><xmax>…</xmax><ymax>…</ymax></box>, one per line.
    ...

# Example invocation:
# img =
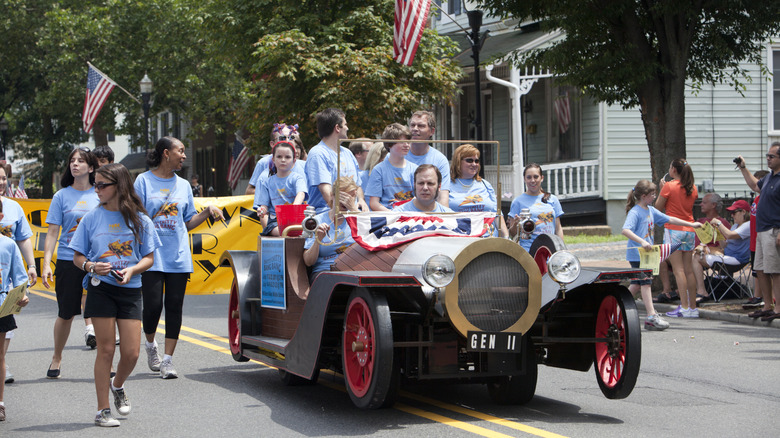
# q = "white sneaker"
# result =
<box><xmin>4</xmin><ymin>364</ymin><xmax>13</xmax><ymax>384</ymax></box>
<box><xmin>160</xmin><ymin>358</ymin><xmax>178</xmax><ymax>379</ymax></box>
<box><xmin>94</xmin><ymin>408</ymin><xmax>119</xmax><ymax>427</ymax></box>
<box><xmin>645</xmin><ymin>314</ymin><xmax>670</xmax><ymax>331</ymax></box>
<box><xmin>110</xmin><ymin>378</ymin><xmax>131</xmax><ymax>416</ymax></box>
<box><xmin>85</xmin><ymin>325</ymin><xmax>97</xmax><ymax>349</ymax></box>
<box><xmin>145</xmin><ymin>342</ymin><xmax>161</xmax><ymax>372</ymax></box>
<box><xmin>682</xmin><ymin>307</ymin><xmax>700</xmax><ymax>318</ymax></box>
<box><xmin>115</xmin><ymin>331</ymin><xmax>120</xmax><ymax>345</ymax></box>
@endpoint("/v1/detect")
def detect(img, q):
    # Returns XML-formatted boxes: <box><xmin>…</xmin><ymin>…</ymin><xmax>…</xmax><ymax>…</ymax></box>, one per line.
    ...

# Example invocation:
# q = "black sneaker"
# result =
<box><xmin>742</xmin><ymin>297</ymin><xmax>764</xmax><ymax>309</ymax></box>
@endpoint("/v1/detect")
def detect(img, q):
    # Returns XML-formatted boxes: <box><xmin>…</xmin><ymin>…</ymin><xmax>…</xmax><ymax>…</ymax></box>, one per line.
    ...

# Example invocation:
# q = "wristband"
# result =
<box><xmin>90</xmin><ymin>263</ymin><xmax>96</xmax><ymax>274</ymax></box>
<box><xmin>82</xmin><ymin>260</ymin><xmax>89</xmax><ymax>271</ymax></box>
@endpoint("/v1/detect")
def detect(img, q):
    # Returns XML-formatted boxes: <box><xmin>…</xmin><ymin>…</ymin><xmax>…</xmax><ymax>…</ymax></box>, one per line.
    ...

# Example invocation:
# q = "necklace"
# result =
<box><xmin>457</xmin><ymin>178</ymin><xmax>475</xmax><ymax>189</ymax></box>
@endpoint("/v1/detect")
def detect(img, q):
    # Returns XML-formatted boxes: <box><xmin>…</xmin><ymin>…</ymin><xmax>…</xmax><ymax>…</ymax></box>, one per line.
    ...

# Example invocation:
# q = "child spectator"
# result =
<box><xmin>622</xmin><ymin>180</ymin><xmax>701</xmax><ymax>330</ymax></box>
<box><xmin>254</xmin><ymin>141</ymin><xmax>307</xmax><ymax>236</ymax></box>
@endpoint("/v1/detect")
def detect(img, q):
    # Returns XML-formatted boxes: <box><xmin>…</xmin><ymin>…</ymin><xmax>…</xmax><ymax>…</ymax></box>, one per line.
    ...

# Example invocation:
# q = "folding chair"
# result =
<box><xmin>705</xmin><ymin>261</ymin><xmax>752</xmax><ymax>302</ymax></box>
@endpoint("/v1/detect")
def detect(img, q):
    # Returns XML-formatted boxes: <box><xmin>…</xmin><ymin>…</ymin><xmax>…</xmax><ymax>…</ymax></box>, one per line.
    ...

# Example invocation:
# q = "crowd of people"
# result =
<box><xmin>2</xmin><ymin>105</ymin><xmax>779</xmax><ymax>425</ymax></box>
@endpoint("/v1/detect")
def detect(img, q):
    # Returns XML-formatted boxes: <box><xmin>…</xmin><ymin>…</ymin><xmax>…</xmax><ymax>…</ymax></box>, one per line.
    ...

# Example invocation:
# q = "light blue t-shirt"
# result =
<box><xmin>303</xmin><ymin>212</ymin><xmax>355</xmax><ymax>274</ymax></box>
<box><xmin>69</xmin><ymin>207</ymin><xmax>160</xmax><ymax>288</ymax></box>
<box><xmin>724</xmin><ymin>222</ymin><xmax>750</xmax><ymax>264</ymax></box>
<box><xmin>622</xmin><ymin>205</ymin><xmax>670</xmax><ymax>262</ymax></box>
<box><xmin>46</xmin><ymin>186</ymin><xmax>100</xmax><ymax>261</ymax></box>
<box><xmin>449</xmin><ymin>178</ymin><xmax>498</xmax><ymax>213</ymax></box>
<box><xmin>0</xmin><ymin>235</ymin><xmax>29</xmax><ymax>303</ymax></box>
<box><xmin>305</xmin><ymin>141</ymin><xmax>362</xmax><ymax>213</ymax></box>
<box><xmin>0</xmin><ymin>197</ymin><xmax>33</xmax><ymax>242</ymax></box>
<box><xmin>405</xmin><ymin>147</ymin><xmax>451</xmax><ymax>192</ymax></box>
<box><xmin>365</xmin><ymin>160</ymin><xmax>417</xmax><ymax>209</ymax></box>
<box><xmin>509</xmin><ymin>193</ymin><xmax>564</xmax><ymax>252</ymax></box>
<box><xmin>254</xmin><ymin>160</ymin><xmax>307</xmax><ymax>188</ymax></box>
<box><xmin>253</xmin><ymin>172</ymin><xmax>308</xmax><ymax>217</ymax></box>
<box><xmin>392</xmin><ymin>200</ymin><xmax>453</xmax><ymax>213</ymax></box>
<box><xmin>134</xmin><ymin>171</ymin><xmax>197</xmax><ymax>273</ymax></box>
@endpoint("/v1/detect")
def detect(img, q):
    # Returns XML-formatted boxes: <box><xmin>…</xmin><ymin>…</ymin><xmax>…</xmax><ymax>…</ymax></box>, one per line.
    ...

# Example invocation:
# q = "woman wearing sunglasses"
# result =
<box><xmin>41</xmin><ymin>147</ymin><xmax>100</xmax><ymax>379</ymax></box>
<box><xmin>134</xmin><ymin>137</ymin><xmax>224</xmax><ymax>380</ymax></box>
<box><xmin>448</xmin><ymin>144</ymin><xmax>508</xmax><ymax>237</ymax></box>
<box><xmin>70</xmin><ymin>163</ymin><xmax>160</xmax><ymax>427</ymax></box>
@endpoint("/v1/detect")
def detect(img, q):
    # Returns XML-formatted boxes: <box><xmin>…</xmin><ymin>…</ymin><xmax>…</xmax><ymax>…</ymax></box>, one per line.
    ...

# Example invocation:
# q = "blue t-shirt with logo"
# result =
<box><xmin>405</xmin><ymin>147</ymin><xmax>451</xmax><ymax>192</ymax></box>
<box><xmin>303</xmin><ymin>212</ymin><xmax>355</xmax><ymax>274</ymax></box>
<box><xmin>0</xmin><ymin>197</ymin><xmax>33</xmax><ymax>242</ymax></box>
<box><xmin>254</xmin><ymin>172</ymin><xmax>308</xmax><ymax>217</ymax></box>
<box><xmin>69</xmin><ymin>207</ymin><xmax>160</xmax><ymax>288</ymax></box>
<box><xmin>0</xmin><ymin>235</ymin><xmax>28</xmax><ymax>302</ymax></box>
<box><xmin>254</xmin><ymin>160</ymin><xmax>307</xmax><ymax>188</ymax></box>
<box><xmin>449</xmin><ymin>178</ymin><xmax>497</xmax><ymax>213</ymax></box>
<box><xmin>134</xmin><ymin>171</ymin><xmax>197</xmax><ymax>273</ymax></box>
<box><xmin>509</xmin><ymin>193</ymin><xmax>564</xmax><ymax>252</ymax></box>
<box><xmin>365</xmin><ymin>160</ymin><xmax>417</xmax><ymax>209</ymax></box>
<box><xmin>46</xmin><ymin>186</ymin><xmax>100</xmax><ymax>261</ymax></box>
<box><xmin>392</xmin><ymin>200</ymin><xmax>453</xmax><ymax>213</ymax></box>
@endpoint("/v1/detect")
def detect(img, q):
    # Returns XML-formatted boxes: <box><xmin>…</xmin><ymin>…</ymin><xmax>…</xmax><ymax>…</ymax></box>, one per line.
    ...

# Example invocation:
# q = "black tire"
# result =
<box><xmin>486</xmin><ymin>337</ymin><xmax>538</xmax><ymax>405</ymax></box>
<box><xmin>593</xmin><ymin>288</ymin><xmax>641</xmax><ymax>399</ymax></box>
<box><xmin>228</xmin><ymin>279</ymin><xmax>250</xmax><ymax>362</ymax></box>
<box><xmin>529</xmin><ymin>234</ymin><xmax>567</xmax><ymax>276</ymax></box>
<box><xmin>342</xmin><ymin>288</ymin><xmax>399</xmax><ymax>409</ymax></box>
<box><xmin>279</xmin><ymin>368</ymin><xmax>320</xmax><ymax>386</ymax></box>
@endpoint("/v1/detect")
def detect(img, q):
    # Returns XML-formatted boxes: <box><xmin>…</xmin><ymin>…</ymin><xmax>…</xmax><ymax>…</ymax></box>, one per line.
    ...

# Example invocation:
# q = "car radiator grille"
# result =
<box><xmin>457</xmin><ymin>252</ymin><xmax>529</xmax><ymax>332</ymax></box>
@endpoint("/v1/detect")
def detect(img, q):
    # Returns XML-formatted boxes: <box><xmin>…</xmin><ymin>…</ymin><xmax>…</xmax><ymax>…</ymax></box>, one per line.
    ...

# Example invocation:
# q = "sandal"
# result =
<box><xmin>654</xmin><ymin>291</ymin><xmax>679</xmax><ymax>304</ymax></box>
<box><xmin>696</xmin><ymin>294</ymin><xmax>711</xmax><ymax>304</ymax></box>
<box><xmin>748</xmin><ymin>309</ymin><xmax>774</xmax><ymax>318</ymax></box>
<box><xmin>760</xmin><ymin>311</ymin><xmax>780</xmax><ymax>322</ymax></box>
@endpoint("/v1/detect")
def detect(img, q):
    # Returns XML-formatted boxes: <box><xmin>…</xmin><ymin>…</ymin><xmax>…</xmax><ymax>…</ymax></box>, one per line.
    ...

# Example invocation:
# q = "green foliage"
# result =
<box><xmin>229</xmin><ymin>0</ymin><xmax>462</xmax><ymax>153</ymax></box>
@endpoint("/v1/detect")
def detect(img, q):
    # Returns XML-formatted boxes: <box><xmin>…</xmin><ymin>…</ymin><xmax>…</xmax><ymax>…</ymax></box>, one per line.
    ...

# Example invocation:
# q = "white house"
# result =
<box><xmin>431</xmin><ymin>2</ymin><xmax>779</xmax><ymax>232</ymax></box>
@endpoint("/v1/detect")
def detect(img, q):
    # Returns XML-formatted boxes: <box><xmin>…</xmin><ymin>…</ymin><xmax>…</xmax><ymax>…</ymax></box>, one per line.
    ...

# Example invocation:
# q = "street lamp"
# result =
<box><xmin>467</xmin><ymin>9</ymin><xmax>488</xmax><ymax>175</ymax></box>
<box><xmin>0</xmin><ymin>118</ymin><xmax>7</xmax><ymax>161</ymax></box>
<box><xmin>139</xmin><ymin>73</ymin><xmax>153</xmax><ymax>150</ymax></box>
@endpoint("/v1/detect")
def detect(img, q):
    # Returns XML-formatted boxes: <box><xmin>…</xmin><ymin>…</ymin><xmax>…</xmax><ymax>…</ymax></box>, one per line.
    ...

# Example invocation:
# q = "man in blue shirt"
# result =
<box><xmin>737</xmin><ymin>142</ymin><xmax>780</xmax><ymax>321</ymax></box>
<box><xmin>393</xmin><ymin>165</ymin><xmax>453</xmax><ymax>213</ymax></box>
<box><xmin>408</xmin><ymin>111</ymin><xmax>450</xmax><ymax>207</ymax></box>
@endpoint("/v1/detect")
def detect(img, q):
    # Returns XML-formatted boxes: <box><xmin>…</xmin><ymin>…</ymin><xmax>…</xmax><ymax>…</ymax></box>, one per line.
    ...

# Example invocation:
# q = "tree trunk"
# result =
<box><xmin>637</xmin><ymin>73</ymin><xmax>687</xmax><ymax>185</ymax></box>
<box><xmin>93</xmin><ymin>125</ymin><xmax>109</xmax><ymax>147</ymax></box>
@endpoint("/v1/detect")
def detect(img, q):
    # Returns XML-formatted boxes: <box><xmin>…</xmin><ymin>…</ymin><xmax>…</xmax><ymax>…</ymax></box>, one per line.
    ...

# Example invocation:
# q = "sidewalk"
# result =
<box><xmin>568</xmin><ymin>240</ymin><xmax>780</xmax><ymax>329</ymax></box>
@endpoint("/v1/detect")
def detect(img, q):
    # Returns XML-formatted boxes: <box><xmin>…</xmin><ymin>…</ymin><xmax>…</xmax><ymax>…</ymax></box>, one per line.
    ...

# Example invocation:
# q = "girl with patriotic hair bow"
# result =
<box><xmin>254</xmin><ymin>141</ymin><xmax>308</xmax><ymax>236</ymax></box>
<box><xmin>622</xmin><ymin>179</ymin><xmax>701</xmax><ymax>331</ymax></box>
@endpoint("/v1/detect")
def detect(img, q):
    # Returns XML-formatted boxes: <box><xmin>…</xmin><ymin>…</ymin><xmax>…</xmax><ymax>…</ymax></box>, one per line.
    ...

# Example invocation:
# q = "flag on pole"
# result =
<box><xmin>393</xmin><ymin>0</ymin><xmax>431</xmax><ymax>66</ymax></box>
<box><xmin>553</xmin><ymin>93</ymin><xmax>571</xmax><ymax>134</ymax></box>
<box><xmin>82</xmin><ymin>64</ymin><xmax>117</xmax><ymax>134</ymax></box>
<box><xmin>13</xmin><ymin>174</ymin><xmax>28</xmax><ymax>199</ymax></box>
<box><xmin>344</xmin><ymin>212</ymin><xmax>495</xmax><ymax>251</ymax></box>
<box><xmin>227</xmin><ymin>134</ymin><xmax>251</xmax><ymax>191</ymax></box>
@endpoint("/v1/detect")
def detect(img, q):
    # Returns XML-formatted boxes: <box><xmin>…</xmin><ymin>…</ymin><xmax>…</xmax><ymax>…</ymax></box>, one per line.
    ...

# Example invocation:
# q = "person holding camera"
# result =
<box><xmin>735</xmin><ymin>143</ymin><xmax>780</xmax><ymax>321</ymax></box>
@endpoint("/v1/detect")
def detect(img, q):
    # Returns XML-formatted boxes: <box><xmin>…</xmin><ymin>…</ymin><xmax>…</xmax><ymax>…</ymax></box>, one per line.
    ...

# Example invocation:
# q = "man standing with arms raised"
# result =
<box><xmin>306</xmin><ymin>108</ymin><xmax>368</xmax><ymax>213</ymax></box>
<box><xmin>736</xmin><ymin>142</ymin><xmax>780</xmax><ymax>321</ymax></box>
<box><xmin>408</xmin><ymin>111</ymin><xmax>450</xmax><ymax>207</ymax></box>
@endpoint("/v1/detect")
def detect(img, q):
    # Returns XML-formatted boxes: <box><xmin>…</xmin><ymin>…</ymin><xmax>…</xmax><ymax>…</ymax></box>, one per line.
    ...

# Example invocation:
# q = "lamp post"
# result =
<box><xmin>0</xmin><ymin>118</ymin><xmax>7</xmax><ymax>161</ymax></box>
<box><xmin>467</xmin><ymin>9</ymin><xmax>488</xmax><ymax>175</ymax></box>
<box><xmin>139</xmin><ymin>73</ymin><xmax>153</xmax><ymax>150</ymax></box>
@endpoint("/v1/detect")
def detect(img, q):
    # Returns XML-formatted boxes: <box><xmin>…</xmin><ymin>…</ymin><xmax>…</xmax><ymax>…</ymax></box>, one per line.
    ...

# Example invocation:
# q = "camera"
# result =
<box><xmin>733</xmin><ymin>157</ymin><xmax>743</xmax><ymax>166</ymax></box>
<box><xmin>110</xmin><ymin>270</ymin><xmax>124</xmax><ymax>281</ymax></box>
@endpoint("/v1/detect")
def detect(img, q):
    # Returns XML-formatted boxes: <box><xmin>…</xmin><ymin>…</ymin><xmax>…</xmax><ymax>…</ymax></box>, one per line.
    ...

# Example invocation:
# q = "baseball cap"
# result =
<box><xmin>726</xmin><ymin>200</ymin><xmax>750</xmax><ymax>211</ymax></box>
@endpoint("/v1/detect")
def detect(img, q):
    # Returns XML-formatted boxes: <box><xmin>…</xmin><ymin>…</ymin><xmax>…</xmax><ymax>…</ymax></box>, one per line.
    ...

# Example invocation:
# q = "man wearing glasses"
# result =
<box><xmin>245</xmin><ymin>123</ymin><xmax>299</xmax><ymax>195</ymax></box>
<box><xmin>736</xmin><ymin>142</ymin><xmax>780</xmax><ymax>321</ymax></box>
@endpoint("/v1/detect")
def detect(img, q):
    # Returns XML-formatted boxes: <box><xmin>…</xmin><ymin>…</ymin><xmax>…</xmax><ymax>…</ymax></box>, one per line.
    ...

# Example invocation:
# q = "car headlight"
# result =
<box><xmin>422</xmin><ymin>254</ymin><xmax>455</xmax><ymax>288</ymax></box>
<box><xmin>547</xmin><ymin>251</ymin><xmax>581</xmax><ymax>284</ymax></box>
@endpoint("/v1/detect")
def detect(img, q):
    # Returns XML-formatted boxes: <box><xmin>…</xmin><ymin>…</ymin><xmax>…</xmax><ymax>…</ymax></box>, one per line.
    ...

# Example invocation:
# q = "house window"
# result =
<box><xmin>548</xmin><ymin>84</ymin><xmax>581</xmax><ymax>162</ymax></box>
<box><xmin>770</xmin><ymin>45</ymin><xmax>780</xmax><ymax>135</ymax></box>
<box><xmin>448</xmin><ymin>0</ymin><xmax>461</xmax><ymax>15</ymax></box>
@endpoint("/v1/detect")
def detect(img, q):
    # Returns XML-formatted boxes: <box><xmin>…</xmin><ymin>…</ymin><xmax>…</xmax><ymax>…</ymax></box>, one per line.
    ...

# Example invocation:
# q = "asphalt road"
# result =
<box><xmin>2</xmin><ymin>288</ymin><xmax>778</xmax><ymax>437</ymax></box>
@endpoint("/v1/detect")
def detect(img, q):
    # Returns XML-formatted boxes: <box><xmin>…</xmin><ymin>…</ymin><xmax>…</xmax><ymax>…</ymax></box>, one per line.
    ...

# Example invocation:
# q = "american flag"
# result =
<box><xmin>227</xmin><ymin>134</ymin><xmax>251</xmax><ymax>191</ymax></box>
<box><xmin>658</xmin><ymin>242</ymin><xmax>682</xmax><ymax>262</ymax></box>
<box><xmin>82</xmin><ymin>64</ymin><xmax>117</xmax><ymax>134</ymax></box>
<box><xmin>13</xmin><ymin>174</ymin><xmax>28</xmax><ymax>199</ymax></box>
<box><xmin>554</xmin><ymin>93</ymin><xmax>570</xmax><ymax>134</ymax></box>
<box><xmin>393</xmin><ymin>0</ymin><xmax>431</xmax><ymax>66</ymax></box>
<box><xmin>344</xmin><ymin>212</ymin><xmax>495</xmax><ymax>251</ymax></box>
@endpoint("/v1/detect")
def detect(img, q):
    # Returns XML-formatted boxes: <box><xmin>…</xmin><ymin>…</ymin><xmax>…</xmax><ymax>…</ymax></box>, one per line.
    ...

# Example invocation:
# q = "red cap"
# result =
<box><xmin>726</xmin><ymin>200</ymin><xmax>750</xmax><ymax>211</ymax></box>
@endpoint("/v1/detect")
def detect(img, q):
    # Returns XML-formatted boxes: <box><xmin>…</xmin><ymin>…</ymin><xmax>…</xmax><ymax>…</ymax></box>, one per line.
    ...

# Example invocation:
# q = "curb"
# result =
<box><xmin>653</xmin><ymin>303</ymin><xmax>780</xmax><ymax>329</ymax></box>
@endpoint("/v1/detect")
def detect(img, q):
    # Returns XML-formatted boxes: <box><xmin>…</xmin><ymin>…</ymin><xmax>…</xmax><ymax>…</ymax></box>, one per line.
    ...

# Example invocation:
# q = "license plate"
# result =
<box><xmin>467</xmin><ymin>331</ymin><xmax>522</xmax><ymax>353</ymax></box>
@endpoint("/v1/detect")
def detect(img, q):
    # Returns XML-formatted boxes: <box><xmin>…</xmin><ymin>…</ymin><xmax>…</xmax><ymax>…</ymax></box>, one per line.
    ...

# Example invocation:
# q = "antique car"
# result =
<box><xmin>222</xmin><ymin>210</ymin><xmax>646</xmax><ymax>409</ymax></box>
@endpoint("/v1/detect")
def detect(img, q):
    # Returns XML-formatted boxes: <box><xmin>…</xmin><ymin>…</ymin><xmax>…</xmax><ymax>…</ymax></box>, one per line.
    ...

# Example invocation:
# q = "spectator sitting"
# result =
<box><xmin>693</xmin><ymin>200</ymin><xmax>751</xmax><ymax>302</ymax></box>
<box><xmin>392</xmin><ymin>165</ymin><xmax>453</xmax><ymax>213</ymax></box>
<box><xmin>691</xmin><ymin>193</ymin><xmax>730</xmax><ymax>301</ymax></box>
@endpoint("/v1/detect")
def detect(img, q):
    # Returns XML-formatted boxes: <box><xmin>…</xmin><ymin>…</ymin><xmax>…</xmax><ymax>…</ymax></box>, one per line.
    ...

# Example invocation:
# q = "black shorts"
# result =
<box><xmin>261</xmin><ymin>217</ymin><xmax>279</xmax><ymax>236</ymax></box>
<box><xmin>751</xmin><ymin>251</ymin><xmax>757</xmax><ymax>277</ymax></box>
<box><xmin>629</xmin><ymin>260</ymin><xmax>652</xmax><ymax>286</ymax></box>
<box><xmin>0</xmin><ymin>314</ymin><xmax>17</xmax><ymax>333</ymax></box>
<box><xmin>54</xmin><ymin>259</ymin><xmax>87</xmax><ymax>319</ymax></box>
<box><xmin>84</xmin><ymin>280</ymin><xmax>142</xmax><ymax>320</ymax></box>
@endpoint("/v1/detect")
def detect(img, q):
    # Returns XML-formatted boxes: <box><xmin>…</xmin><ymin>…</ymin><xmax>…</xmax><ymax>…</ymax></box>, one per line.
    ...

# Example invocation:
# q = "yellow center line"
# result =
<box><xmin>394</xmin><ymin>403</ymin><xmax>519</xmax><ymax>438</ymax></box>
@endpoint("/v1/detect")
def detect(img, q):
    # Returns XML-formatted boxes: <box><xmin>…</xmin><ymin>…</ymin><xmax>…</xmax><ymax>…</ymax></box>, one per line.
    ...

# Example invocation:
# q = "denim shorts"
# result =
<box><xmin>261</xmin><ymin>217</ymin><xmax>278</xmax><ymax>236</ymax></box>
<box><xmin>663</xmin><ymin>229</ymin><xmax>695</xmax><ymax>252</ymax></box>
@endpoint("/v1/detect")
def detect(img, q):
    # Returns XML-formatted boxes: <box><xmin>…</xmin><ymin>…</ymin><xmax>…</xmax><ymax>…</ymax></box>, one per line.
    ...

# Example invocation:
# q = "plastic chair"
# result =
<box><xmin>705</xmin><ymin>261</ymin><xmax>752</xmax><ymax>302</ymax></box>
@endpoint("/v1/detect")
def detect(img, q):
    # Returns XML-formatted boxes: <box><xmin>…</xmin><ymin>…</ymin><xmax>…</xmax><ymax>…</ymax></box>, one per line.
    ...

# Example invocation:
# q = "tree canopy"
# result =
<box><xmin>476</xmin><ymin>0</ymin><xmax>780</xmax><ymax>180</ymax></box>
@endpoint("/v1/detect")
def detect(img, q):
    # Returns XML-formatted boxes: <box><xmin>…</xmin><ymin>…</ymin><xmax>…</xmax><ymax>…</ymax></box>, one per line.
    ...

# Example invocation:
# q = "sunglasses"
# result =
<box><xmin>766</xmin><ymin>154</ymin><xmax>778</xmax><ymax>160</ymax></box>
<box><xmin>78</xmin><ymin>146</ymin><xmax>91</xmax><ymax>153</ymax></box>
<box><xmin>277</xmin><ymin>135</ymin><xmax>297</xmax><ymax>141</ymax></box>
<box><xmin>94</xmin><ymin>182</ymin><xmax>116</xmax><ymax>190</ymax></box>
<box><xmin>463</xmin><ymin>158</ymin><xmax>480</xmax><ymax>164</ymax></box>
